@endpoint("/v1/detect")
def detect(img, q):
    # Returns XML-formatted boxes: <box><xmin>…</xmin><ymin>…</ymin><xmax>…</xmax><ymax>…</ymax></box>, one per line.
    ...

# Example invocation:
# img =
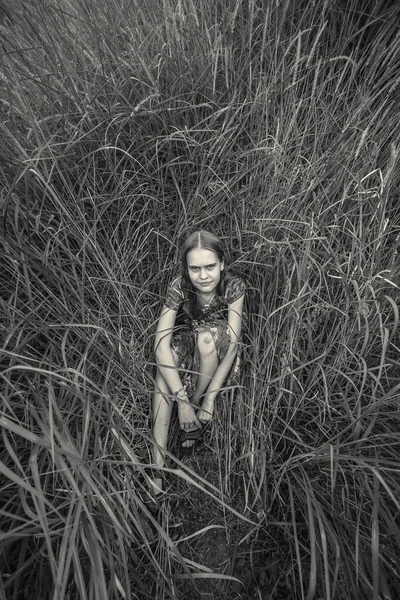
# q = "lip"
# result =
<box><xmin>199</xmin><ymin>282</ymin><xmax>211</xmax><ymax>286</ymax></box>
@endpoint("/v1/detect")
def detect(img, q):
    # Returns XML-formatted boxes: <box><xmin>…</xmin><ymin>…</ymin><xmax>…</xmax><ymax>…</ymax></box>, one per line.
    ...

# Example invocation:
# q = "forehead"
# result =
<box><xmin>186</xmin><ymin>248</ymin><xmax>220</xmax><ymax>266</ymax></box>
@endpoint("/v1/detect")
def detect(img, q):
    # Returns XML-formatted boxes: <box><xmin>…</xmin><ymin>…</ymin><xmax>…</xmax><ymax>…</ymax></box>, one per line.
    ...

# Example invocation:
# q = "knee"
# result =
<box><xmin>197</xmin><ymin>330</ymin><xmax>216</xmax><ymax>356</ymax></box>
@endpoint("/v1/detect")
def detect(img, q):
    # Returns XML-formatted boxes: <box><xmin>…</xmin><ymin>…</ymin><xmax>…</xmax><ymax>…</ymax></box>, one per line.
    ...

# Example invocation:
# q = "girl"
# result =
<box><xmin>151</xmin><ymin>230</ymin><xmax>246</xmax><ymax>493</ymax></box>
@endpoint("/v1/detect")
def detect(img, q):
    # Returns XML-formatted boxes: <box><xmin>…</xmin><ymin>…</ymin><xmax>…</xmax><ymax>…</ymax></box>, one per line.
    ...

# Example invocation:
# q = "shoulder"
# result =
<box><xmin>224</xmin><ymin>273</ymin><xmax>246</xmax><ymax>305</ymax></box>
<box><xmin>164</xmin><ymin>275</ymin><xmax>184</xmax><ymax>310</ymax></box>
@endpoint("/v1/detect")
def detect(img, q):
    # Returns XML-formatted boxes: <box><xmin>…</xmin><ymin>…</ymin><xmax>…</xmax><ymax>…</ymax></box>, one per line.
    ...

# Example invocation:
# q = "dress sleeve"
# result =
<box><xmin>225</xmin><ymin>276</ymin><xmax>246</xmax><ymax>305</ymax></box>
<box><xmin>164</xmin><ymin>276</ymin><xmax>184</xmax><ymax>310</ymax></box>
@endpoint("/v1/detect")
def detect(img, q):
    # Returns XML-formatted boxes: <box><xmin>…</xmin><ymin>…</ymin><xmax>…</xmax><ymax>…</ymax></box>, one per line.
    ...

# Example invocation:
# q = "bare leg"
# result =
<box><xmin>192</xmin><ymin>330</ymin><xmax>219</xmax><ymax>403</ymax></box>
<box><xmin>151</xmin><ymin>349</ymin><xmax>179</xmax><ymax>493</ymax></box>
<box><xmin>152</xmin><ymin>371</ymin><xmax>173</xmax><ymax>461</ymax></box>
<box><xmin>179</xmin><ymin>331</ymin><xmax>219</xmax><ymax>449</ymax></box>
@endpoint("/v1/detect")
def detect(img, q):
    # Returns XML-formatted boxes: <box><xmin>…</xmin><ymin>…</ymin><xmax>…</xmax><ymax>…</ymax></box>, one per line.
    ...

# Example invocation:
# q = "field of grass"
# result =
<box><xmin>1</xmin><ymin>0</ymin><xmax>400</xmax><ymax>598</ymax></box>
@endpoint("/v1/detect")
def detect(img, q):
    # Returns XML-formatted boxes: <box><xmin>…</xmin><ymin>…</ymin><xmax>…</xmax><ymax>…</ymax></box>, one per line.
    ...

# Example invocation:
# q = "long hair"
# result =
<box><xmin>180</xmin><ymin>230</ymin><xmax>226</xmax><ymax>318</ymax></box>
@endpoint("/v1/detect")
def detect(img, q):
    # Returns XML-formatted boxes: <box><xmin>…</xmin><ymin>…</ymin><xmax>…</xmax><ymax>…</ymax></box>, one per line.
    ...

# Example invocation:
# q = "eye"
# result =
<box><xmin>190</xmin><ymin>267</ymin><xmax>200</xmax><ymax>272</ymax></box>
<box><xmin>207</xmin><ymin>265</ymin><xmax>215</xmax><ymax>270</ymax></box>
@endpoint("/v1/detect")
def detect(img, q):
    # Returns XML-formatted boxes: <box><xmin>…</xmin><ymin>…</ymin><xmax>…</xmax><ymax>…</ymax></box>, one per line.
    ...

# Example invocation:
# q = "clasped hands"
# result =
<box><xmin>176</xmin><ymin>390</ymin><xmax>215</xmax><ymax>430</ymax></box>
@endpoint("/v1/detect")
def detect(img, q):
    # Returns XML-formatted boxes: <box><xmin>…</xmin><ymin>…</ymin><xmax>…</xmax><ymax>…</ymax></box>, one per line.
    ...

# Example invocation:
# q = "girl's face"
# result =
<box><xmin>186</xmin><ymin>248</ymin><xmax>224</xmax><ymax>296</ymax></box>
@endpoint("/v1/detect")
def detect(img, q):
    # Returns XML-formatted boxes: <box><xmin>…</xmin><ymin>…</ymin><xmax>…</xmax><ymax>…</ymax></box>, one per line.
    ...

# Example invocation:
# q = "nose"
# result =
<box><xmin>199</xmin><ymin>269</ymin><xmax>208</xmax><ymax>280</ymax></box>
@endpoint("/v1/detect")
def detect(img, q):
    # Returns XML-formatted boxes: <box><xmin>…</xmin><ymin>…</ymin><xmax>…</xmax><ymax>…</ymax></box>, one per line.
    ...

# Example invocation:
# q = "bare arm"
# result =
<box><xmin>154</xmin><ymin>306</ymin><xmax>183</xmax><ymax>396</ymax></box>
<box><xmin>154</xmin><ymin>306</ymin><xmax>201</xmax><ymax>430</ymax></box>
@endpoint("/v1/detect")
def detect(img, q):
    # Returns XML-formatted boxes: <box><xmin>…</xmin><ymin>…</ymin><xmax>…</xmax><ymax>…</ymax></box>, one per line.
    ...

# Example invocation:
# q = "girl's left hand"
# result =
<box><xmin>198</xmin><ymin>395</ymin><xmax>215</xmax><ymax>424</ymax></box>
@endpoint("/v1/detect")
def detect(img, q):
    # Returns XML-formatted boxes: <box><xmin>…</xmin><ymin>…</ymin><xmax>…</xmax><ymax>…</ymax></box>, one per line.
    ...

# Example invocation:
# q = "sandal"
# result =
<box><xmin>180</xmin><ymin>427</ymin><xmax>203</xmax><ymax>455</ymax></box>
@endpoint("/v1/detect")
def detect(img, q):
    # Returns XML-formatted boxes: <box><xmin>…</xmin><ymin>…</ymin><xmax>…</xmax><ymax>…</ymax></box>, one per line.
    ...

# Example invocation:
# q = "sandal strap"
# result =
<box><xmin>181</xmin><ymin>427</ymin><xmax>202</xmax><ymax>442</ymax></box>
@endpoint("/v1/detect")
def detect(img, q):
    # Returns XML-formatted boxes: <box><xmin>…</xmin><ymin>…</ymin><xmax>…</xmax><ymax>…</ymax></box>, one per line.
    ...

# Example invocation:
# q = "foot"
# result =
<box><xmin>182</xmin><ymin>436</ymin><xmax>196</xmax><ymax>449</ymax></box>
<box><xmin>180</xmin><ymin>427</ymin><xmax>202</xmax><ymax>452</ymax></box>
<box><xmin>177</xmin><ymin>402</ymin><xmax>202</xmax><ymax>448</ymax></box>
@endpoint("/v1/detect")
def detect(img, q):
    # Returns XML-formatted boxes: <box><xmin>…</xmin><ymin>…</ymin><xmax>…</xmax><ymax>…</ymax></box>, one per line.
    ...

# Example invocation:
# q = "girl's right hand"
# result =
<box><xmin>177</xmin><ymin>396</ymin><xmax>201</xmax><ymax>431</ymax></box>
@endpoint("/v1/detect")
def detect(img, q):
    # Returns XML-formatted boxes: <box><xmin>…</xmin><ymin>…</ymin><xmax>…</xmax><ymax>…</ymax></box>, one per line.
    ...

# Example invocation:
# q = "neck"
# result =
<box><xmin>200</xmin><ymin>289</ymin><xmax>215</xmax><ymax>303</ymax></box>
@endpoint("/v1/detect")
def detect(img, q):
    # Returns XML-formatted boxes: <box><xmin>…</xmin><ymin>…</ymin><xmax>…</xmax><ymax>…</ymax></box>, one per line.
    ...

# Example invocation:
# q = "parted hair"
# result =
<box><xmin>180</xmin><ymin>230</ymin><xmax>226</xmax><ymax>318</ymax></box>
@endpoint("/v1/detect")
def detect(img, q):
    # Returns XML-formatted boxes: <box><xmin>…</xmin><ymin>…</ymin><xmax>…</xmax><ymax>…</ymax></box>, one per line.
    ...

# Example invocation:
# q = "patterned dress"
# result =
<box><xmin>162</xmin><ymin>273</ymin><xmax>246</xmax><ymax>396</ymax></box>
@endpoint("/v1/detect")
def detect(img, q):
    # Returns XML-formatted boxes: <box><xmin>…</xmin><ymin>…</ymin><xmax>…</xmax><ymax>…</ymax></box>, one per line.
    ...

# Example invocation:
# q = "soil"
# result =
<box><xmin>153</xmin><ymin>437</ymin><xmax>294</xmax><ymax>600</ymax></box>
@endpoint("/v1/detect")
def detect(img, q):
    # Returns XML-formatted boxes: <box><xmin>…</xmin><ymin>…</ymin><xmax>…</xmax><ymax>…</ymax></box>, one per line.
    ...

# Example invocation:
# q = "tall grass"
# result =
<box><xmin>1</xmin><ymin>0</ymin><xmax>400</xmax><ymax>598</ymax></box>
